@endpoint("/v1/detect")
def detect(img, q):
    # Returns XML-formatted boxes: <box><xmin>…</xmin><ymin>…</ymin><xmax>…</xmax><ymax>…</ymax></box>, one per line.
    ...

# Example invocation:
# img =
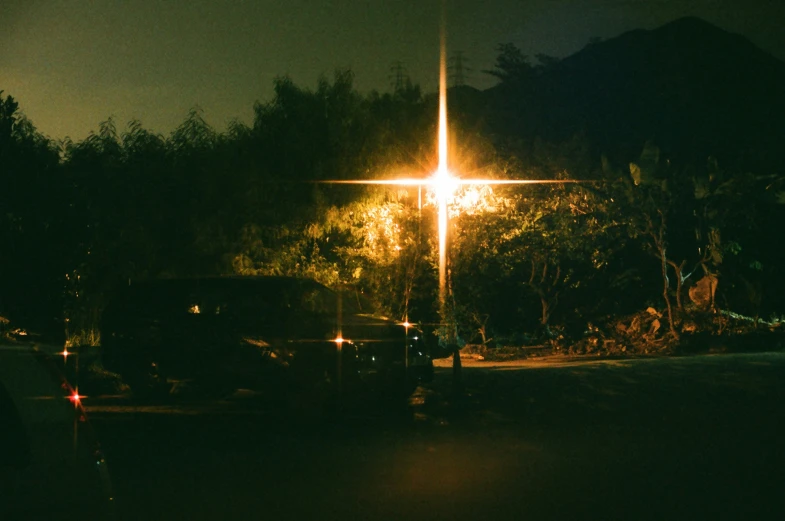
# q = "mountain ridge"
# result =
<box><xmin>470</xmin><ymin>16</ymin><xmax>785</xmax><ymax>171</ymax></box>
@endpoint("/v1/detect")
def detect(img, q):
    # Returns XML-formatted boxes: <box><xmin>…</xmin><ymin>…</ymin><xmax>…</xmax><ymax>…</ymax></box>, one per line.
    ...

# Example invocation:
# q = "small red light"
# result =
<box><xmin>69</xmin><ymin>391</ymin><xmax>82</xmax><ymax>405</ymax></box>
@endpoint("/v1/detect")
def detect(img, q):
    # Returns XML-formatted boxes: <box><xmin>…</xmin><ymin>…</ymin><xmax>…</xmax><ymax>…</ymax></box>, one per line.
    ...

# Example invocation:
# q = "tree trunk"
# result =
<box><xmin>649</xmin><ymin>212</ymin><xmax>679</xmax><ymax>340</ymax></box>
<box><xmin>659</xmin><ymin>247</ymin><xmax>679</xmax><ymax>340</ymax></box>
<box><xmin>669</xmin><ymin>260</ymin><xmax>685</xmax><ymax>311</ymax></box>
<box><xmin>531</xmin><ymin>260</ymin><xmax>560</xmax><ymax>337</ymax></box>
<box><xmin>452</xmin><ymin>348</ymin><xmax>462</xmax><ymax>394</ymax></box>
<box><xmin>540</xmin><ymin>295</ymin><xmax>550</xmax><ymax>328</ymax></box>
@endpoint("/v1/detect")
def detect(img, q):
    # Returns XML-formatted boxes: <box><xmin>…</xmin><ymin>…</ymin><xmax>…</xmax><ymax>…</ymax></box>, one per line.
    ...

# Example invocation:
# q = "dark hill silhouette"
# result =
<box><xmin>477</xmin><ymin>16</ymin><xmax>785</xmax><ymax>170</ymax></box>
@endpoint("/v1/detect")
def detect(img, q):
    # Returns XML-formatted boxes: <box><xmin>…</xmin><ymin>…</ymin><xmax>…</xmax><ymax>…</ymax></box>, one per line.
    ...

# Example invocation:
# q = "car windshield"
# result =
<box><xmin>106</xmin><ymin>277</ymin><xmax>352</xmax><ymax>321</ymax></box>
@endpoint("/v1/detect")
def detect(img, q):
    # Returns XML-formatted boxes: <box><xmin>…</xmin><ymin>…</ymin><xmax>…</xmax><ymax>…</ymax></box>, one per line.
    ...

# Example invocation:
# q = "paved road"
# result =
<box><xmin>87</xmin><ymin>352</ymin><xmax>785</xmax><ymax>521</ymax></box>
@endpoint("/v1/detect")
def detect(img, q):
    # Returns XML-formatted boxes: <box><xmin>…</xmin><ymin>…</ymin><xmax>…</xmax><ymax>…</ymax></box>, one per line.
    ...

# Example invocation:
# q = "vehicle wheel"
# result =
<box><xmin>173</xmin><ymin>380</ymin><xmax>237</xmax><ymax>401</ymax></box>
<box><xmin>126</xmin><ymin>362</ymin><xmax>170</xmax><ymax>403</ymax></box>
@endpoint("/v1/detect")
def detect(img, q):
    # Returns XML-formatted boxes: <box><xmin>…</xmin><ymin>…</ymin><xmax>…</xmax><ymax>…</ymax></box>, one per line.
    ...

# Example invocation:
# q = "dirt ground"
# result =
<box><xmin>82</xmin><ymin>351</ymin><xmax>785</xmax><ymax>521</ymax></box>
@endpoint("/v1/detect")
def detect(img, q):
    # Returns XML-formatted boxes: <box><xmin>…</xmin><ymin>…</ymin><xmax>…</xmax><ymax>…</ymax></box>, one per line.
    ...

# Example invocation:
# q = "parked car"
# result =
<box><xmin>100</xmin><ymin>276</ymin><xmax>434</xmax><ymax>403</ymax></box>
<box><xmin>0</xmin><ymin>342</ymin><xmax>115</xmax><ymax>520</ymax></box>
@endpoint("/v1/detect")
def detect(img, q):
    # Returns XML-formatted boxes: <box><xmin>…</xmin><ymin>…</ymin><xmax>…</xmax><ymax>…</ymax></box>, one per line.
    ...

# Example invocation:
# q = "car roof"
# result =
<box><xmin>0</xmin><ymin>343</ymin><xmax>75</xmax><ymax>426</ymax></box>
<box><xmin>114</xmin><ymin>275</ymin><xmax>327</xmax><ymax>298</ymax></box>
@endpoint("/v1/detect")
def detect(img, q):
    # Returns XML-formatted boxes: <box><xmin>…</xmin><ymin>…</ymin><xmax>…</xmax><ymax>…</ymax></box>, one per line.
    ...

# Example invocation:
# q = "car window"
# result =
<box><xmin>0</xmin><ymin>382</ymin><xmax>31</xmax><ymax>468</ymax></box>
<box><xmin>342</xmin><ymin>288</ymin><xmax>375</xmax><ymax>315</ymax></box>
<box><xmin>220</xmin><ymin>293</ymin><xmax>287</xmax><ymax>323</ymax></box>
<box><xmin>298</xmin><ymin>284</ymin><xmax>338</xmax><ymax>315</ymax></box>
<box><xmin>105</xmin><ymin>278</ymin><xmax>353</xmax><ymax>325</ymax></box>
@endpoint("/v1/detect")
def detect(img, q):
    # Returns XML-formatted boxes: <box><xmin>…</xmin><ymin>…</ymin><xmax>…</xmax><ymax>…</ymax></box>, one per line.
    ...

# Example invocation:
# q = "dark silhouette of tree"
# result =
<box><xmin>3</xmin><ymin>28</ymin><xmax>785</xmax><ymax>349</ymax></box>
<box><xmin>484</xmin><ymin>43</ymin><xmax>533</xmax><ymax>84</ymax></box>
<box><xmin>0</xmin><ymin>91</ymin><xmax>64</xmax><ymax>339</ymax></box>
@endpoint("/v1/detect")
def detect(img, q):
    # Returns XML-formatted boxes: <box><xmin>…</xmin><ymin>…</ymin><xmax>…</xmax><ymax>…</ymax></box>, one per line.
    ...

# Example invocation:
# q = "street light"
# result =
<box><xmin>320</xmin><ymin>13</ymin><xmax>587</xmax><ymax>386</ymax></box>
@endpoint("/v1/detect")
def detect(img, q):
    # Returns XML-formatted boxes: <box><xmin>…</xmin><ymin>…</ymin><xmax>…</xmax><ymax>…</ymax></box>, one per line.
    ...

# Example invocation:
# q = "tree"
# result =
<box><xmin>227</xmin><ymin>71</ymin><xmax>437</xmax><ymax>317</ymax></box>
<box><xmin>450</xmin><ymin>178</ymin><xmax>614</xmax><ymax>344</ymax></box>
<box><xmin>605</xmin><ymin>141</ymin><xmax>782</xmax><ymax>339</ymax></box>
<box><xmin>484</xmin><ymin>43</ymin><xmax>533</xmax><ymax>85</ymax></box>
<box><xmin>0</xmin><ymin>91</ymin><xmax>63</xmax><ymax>337</ymax></box>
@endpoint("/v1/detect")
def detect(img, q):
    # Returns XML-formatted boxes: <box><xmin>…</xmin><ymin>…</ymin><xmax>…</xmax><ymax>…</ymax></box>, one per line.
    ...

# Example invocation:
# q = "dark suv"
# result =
<box><xmin>100</xmin><ymin>276</ymin><xmax>433</xmax><ymax>403</ymax></box>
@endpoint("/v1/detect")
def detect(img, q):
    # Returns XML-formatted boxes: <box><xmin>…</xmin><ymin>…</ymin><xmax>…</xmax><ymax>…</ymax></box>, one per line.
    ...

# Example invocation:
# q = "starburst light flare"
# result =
<box><xmin>319</xmin><ymin>9</ymin><xmax>589</xmax><ymax>326</ymax></box>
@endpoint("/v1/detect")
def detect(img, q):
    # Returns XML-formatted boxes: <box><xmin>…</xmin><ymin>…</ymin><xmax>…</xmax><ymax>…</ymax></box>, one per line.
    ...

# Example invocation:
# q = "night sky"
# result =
<box><xmin>2</xmin><ymin>0</ymin><xmax>782</xmax><ymax>141</ymax></box>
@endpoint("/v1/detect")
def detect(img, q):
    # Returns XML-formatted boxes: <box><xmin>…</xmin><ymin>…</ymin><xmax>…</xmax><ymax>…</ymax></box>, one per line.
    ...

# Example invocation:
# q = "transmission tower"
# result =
<box><xmin>388</xmin><ymin>61</ymin><xmax>410</xmax><ymax>93</ymax></box>
<box><xmin>448</xmin><ymin>51</ymin><xmax>471</xmax><ymax>88</ymax></box>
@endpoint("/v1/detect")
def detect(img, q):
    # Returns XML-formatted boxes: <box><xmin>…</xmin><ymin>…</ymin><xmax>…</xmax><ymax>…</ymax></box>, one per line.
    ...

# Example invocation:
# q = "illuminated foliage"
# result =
<box><xmin>449</xmin><ymin>177</ymin><xmax>615</xmax><ymax>342</ymax></box>
<box><xmin>3</xmin><ymin>57</ymin><xmax>785</xmax><ymax>347</ymax></box>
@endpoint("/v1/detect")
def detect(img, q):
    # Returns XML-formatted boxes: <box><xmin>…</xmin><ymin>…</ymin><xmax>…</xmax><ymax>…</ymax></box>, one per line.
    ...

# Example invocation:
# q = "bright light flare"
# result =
<box><xmin>324</xmin><ymin>178</ymin><xmax>580</xmax><ymax>187</ymax></box>
<box><xmin>438</xmin><ymin>15</ymin><xmax>448</xmax><ymax>175</ymax></box>
<box><xmin>60</xmin><ymin>348</ymin><xmax>71</xmax><ymax>361</ymax></box>
<box><xmin>68</xmin><ymin>391</ymin><xmax>83</xmax><ymax>405</ymax></box>
<box><xmin>435</xmin><ymin>170</ymin><xmax>451</xmax><ymax>304</ymax></box>
<box><xmin>431</xmin><ymin>168</ymin><xmax>459</xmax><ymax>202</ymax></box>
<box><xmin>317</xmin><ymin>9</ymin><xmax>593</xmax><ymax>335</ymax></box>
